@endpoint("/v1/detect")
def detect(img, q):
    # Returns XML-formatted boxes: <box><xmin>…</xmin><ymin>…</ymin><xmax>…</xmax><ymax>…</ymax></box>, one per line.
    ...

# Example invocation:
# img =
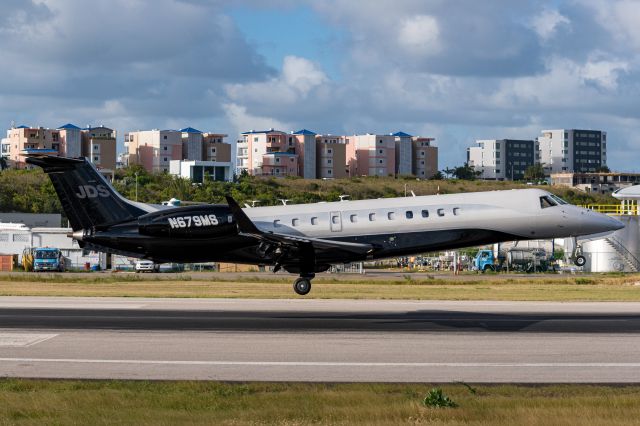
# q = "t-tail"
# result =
<box><xmin>25</xmin><ymin>155</ymin><xmax>150</xmax><ymax>231</ymax></box>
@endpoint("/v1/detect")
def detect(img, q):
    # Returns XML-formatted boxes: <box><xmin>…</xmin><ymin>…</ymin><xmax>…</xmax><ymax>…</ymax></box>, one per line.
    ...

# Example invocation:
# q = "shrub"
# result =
<box><xmin>423</xmin><ymin>388</ymin><xmax>457</xmax><ymax>408</ymax></box>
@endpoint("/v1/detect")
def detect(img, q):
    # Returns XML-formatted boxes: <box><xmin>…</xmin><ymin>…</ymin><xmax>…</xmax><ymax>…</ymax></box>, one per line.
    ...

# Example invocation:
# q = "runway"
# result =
<box><xmin>1</xmin><ymin>296</ymin><xmax>640</xmax><ymax>382</ymax></box>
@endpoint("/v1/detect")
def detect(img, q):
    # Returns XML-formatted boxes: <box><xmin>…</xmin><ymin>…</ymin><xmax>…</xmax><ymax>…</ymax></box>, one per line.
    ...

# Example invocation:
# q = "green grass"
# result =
<box><xmin>1</xmin><ymin>380</ymin><xmax>640</xmax><ymax>425</ymax></box>
<box><xmin>2</xmin><ymin>272</ymin><xmax>640</xmax><ymax>301</ymax></box>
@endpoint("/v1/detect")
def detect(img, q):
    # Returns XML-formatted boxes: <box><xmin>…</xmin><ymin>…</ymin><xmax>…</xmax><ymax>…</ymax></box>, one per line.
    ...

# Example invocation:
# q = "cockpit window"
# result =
<box><xmin>549</xmin><ymin>194</ymin><xmax>568</xmax><ymax>205</ymax></box>
<box><xmin>540</xmin><ymin>196</ymin><xmax>557</xmax><ymax>209</ymax></box>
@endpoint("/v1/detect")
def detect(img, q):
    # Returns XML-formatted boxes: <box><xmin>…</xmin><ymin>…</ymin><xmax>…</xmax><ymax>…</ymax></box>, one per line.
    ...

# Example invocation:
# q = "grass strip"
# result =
<box><xmin>1</xmin><ymin>273</ymin><xmax>640</xmax><ymax>301</ymax></box>
<box><xmin>1</xmin><ymin>380</ymin><xmax>640</xmax><ymax>425</ymax></box>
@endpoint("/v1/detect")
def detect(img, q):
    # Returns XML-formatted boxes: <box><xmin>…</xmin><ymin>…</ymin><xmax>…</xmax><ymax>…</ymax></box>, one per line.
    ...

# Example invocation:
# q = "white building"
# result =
<box><xmin>467</xmin><ymin>139</ymin><xmax>537</xmax><ymax>180</ymax></box>
<box><xmin>538</xmin><ymin>129</ymin><xmax>607</xmax><ymax>175</ymax></box>
<box><xmin>236</xmin><ymin>140</ymin><xmax>248</xmax><ymax>175</ymax></box>
<box><xmin>169</xmin><ymin>160</ymin><xmax>233</xmax><ymax>182</ymax></box>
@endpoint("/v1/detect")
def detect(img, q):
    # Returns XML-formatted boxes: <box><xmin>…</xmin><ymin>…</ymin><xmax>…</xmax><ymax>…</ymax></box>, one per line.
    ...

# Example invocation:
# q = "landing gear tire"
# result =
<box><xmin>574</xmin><ymin>255</ymin><xmax>586</xmax><ymax>267</ymax></box>
<box><xmin>293</xmin><ymin>277</ymin><xmax>312</xmax><ymax>296</ymax></box>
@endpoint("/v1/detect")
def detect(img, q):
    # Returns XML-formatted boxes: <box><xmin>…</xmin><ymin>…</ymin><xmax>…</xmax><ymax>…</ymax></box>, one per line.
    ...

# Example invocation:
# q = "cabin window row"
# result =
<box><xmin>275</xmin><ymin>207</ymin><xmax>460</xmax><ymax>227</ymax></box>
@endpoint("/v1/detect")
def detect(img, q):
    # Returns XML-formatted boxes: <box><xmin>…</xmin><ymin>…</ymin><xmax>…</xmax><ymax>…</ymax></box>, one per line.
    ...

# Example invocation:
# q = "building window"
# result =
<box><xmin>328</xmin><ymin>159</ymin><xmax>332</xmax><ymax>164</ymax></box>
<box><xmin>163</xmin><ymin>146</ymin><xmax>167</xmax><ymax>151</ymax></box>
<box><xmin>311</xmin><ymin>217</ymin><xmax>318</xmax><ymax>225</ymax></box>
<box><xmin>379</xmin><ymin>160</ymin><xmax>383</xmax><ymax>164</ymax></box>
<box><xmin>369</xmin><ymin>213</ymin><xmax>376</xmax><ymax>221</ymax></box>
<box><xmin>406</xmin><ymin>211</ymin><xmax>413</xmax><ymax>219</ymax></box>
<box><xmin>379</xmin><ymin>149</ymin><xmax>383</xmax><ymax>154</ymax></box>
<box><xmin>93</xmin><ymin>156</ymin><xmax>99</xmax><ymax>162</ymax></box>
<box><xmin>13</xmin><ymin>234</ymin><xmax>28</xmax><ymax>242</ymax></box>
<box><xmin>437</xmin><ymin>208</ymin><xmax>445</xmax><ymax>217</ymax></box>
<box><xmin>388</xmin><ymin>212</ymin><xmax>395</xmax><ymax>220</ymax></box>
<box><xmin>328</xmin><ymin>170</ymin><xmax>332</xmax><ymax>175</ymax></box>
<box><xmin>350</xmin><ymin>214</ymin><xmax>357</xmax><ymax>223</ymax></box>
<box><xmin>422</xmin><ymin>210</ymin><xmax>429</xmax><ymax>218</ymax></box>
<box><xmin>163</xmin><ymin>135</ymin><xmax>167</xmax><ymax>140</ymax></box>
<box><xmin>163</xmin><ymin>157</ymin><xmax>167</xmax><ymax>162</ymax></box>
<box><xmin>328</xmin><ymin>149</ymin><xmax>332</xmax><ymax>154</ymax></box>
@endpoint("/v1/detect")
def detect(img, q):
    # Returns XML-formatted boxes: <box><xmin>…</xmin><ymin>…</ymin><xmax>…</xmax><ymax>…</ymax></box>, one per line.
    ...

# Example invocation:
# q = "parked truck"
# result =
<box><xmin>32</xmin><ymin>248</ymin><xmax>66</xmax><ymax>272</ymax></box>
<box><xmin>474</xmin><ymin>249</ymin><xmax>500</xmax><ymax>272</ymax></box>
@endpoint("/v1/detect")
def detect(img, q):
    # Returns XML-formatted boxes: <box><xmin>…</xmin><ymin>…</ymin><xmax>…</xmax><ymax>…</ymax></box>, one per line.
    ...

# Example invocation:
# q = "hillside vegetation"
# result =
<box><xmin>0</xmin><ymin>166</ymin><xmax>616</xmax><ymax>216</ymax></box>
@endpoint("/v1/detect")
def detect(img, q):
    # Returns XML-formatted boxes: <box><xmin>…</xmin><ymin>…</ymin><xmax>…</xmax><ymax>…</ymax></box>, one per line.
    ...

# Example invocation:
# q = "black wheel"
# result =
<box><xmin>293</xmin><ymin>278</ymin><xmax>312</xmax><ymax>296</ymax></box>
<box><xmin>574</xmin><ymin>255</ymin><xmax>586</xmax><ymax>267</ymax></box>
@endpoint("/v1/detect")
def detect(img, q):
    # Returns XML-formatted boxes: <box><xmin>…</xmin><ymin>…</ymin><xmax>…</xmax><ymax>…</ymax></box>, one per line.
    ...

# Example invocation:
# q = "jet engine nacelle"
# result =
<box><xmin>137</xmin><ymin>205</ymin><xmax>236</xmax><ymax>238</ymax></box>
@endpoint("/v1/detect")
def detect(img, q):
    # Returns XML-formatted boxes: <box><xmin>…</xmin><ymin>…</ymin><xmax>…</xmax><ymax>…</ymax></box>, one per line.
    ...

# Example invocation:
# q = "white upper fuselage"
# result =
<box><xmin>243</xmin><ymin>188</ymin><xmax>622</xmax><ymax>241</ymax></box>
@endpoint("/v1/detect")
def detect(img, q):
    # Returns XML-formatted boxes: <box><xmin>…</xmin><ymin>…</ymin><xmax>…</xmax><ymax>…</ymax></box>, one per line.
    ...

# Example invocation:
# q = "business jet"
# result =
<box><xmin>26</xmin><ymin>155</ymin><xmax>623</xmax><ymax>295</ymax></box>
<box><xmin>613</xmin><ymin>185</ymin><xmax>640</xmax><ymax>200</ymax></box>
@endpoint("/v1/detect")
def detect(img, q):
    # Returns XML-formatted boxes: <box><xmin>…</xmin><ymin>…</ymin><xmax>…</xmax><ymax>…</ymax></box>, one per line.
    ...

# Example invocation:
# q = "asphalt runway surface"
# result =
<box><xmin>1</xmin><ymin>297</ymin><xmax>640</xmax><ymax>382</ymax></box>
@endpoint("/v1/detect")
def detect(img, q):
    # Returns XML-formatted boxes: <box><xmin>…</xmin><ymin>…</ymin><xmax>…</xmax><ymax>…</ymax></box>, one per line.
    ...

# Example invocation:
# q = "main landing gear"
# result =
<box><xmin>293</xmin><ymin>273</ymin><xmax>315</xmax><ymax>296</ymax></box>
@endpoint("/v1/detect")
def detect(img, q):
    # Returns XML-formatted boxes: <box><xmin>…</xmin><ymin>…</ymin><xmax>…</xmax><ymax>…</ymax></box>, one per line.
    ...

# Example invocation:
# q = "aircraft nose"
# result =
<box><xmin>579</xmin><ymin>209</ymin><xmax>625</xmax><ymax>234</ymax></box>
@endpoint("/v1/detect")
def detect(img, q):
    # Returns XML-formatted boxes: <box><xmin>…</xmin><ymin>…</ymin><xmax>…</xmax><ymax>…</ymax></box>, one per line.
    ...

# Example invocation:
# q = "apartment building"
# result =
<box><xmin>179</xmin><ymin>127</ymin><xmax>230</xmax><ymax>163</ymax></box>
<box><xmin>81</xmin><ymin>126</ymin><xmax>117</xmax><ymax>173</ymax></box>
<box><xmin>239</xmin><ymin>129</ymin><xmax>316</xmax><ymax>178</ymax></box>
<box><xmin>539</xmin><ymin>129</ymin><xmax>606</xmax><ymax>174</ymax></box>
<box><xmin>3</xmin><ymin>124</ymin><xmax>115</xmax><ymax>172</ymax></box>
<box><xmin>125</xmin><ymin>129</ymin><xmax>183</xmax><ymax>173</ymax></box>
<box><xmin>467</xmin><ymin>139</ymin><xmax>537</xmax><ymax>180</ymax></box>
<box><xmin>412</xmin><ymin>137</ymin><xmax>438</xmax><ymax>178</ymax></box>
<box><xmin>346</xmin><ymin>134</ymin><xmax>396</xmax><ymax>177</ymax></box>
<box><xmin>393</xmin><ymin>132</ymin><xmax>413</xmax><ymax>176</ymax></box>
<box><xmin>316</xmin><ymin>135</ymin><xmax>347</xmax><ymax>179</ymax></box>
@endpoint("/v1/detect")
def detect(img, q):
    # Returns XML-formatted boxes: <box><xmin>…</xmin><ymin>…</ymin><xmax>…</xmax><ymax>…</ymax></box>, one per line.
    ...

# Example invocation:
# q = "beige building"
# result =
<box><xmin>3</xmin><ymin>123</ymin><xmax>114</xmax><ymax>174</ymax></box>
<box><xmin>412</xmin><ymin>137</ymin><xmax>438</xmax><ymax>178</ymax></box>
<box><xmin>203</xmin><ymin>133</ymin><xmax>231</xmax><ymax>162</ymax></box>
<box><xmin>316</xmin><ymin>135</ymin><xmax>347</xmax><ymax>179</ymax></box>
<box><xmin>81</xmin><ymin>126</ymin><xmax>117</xmax><ymax>174</ymax></box>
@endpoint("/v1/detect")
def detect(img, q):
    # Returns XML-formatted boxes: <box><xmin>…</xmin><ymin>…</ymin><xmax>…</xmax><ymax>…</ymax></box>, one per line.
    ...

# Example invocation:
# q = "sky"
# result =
<box><xmin>2</xmin><ymin>0</ymin><xmax>640</xmax><ymax>170</ymax></box>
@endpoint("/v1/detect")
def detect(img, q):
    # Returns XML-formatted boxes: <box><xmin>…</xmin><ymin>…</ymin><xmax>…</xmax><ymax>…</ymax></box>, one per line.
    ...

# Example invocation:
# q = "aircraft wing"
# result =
<box><xmin>225</xmin><ymin>195</ymin><xmax>374</xmax><ymax>256</ymax></box>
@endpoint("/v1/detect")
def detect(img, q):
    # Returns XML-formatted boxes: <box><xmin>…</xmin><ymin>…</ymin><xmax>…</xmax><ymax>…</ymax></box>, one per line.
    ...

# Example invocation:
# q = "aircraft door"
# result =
<box><xmin>330</xmin><ymin>211</ymin><xmax>342</xmax><ymax>232</ymax></box>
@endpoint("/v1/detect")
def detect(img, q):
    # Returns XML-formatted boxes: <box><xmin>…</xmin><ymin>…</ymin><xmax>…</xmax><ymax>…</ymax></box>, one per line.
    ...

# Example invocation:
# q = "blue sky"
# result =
<box><xmin>2</xmin><ymin>0</ymin><xmax>640</xmax><ymax>171</ymax></box>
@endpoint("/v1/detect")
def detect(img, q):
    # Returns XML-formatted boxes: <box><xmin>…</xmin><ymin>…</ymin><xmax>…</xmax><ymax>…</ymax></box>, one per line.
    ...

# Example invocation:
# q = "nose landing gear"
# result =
<box><xmin>293</xmin><ymin>273</ymin><xmax>315</xmax><ymax>296</ymax></box>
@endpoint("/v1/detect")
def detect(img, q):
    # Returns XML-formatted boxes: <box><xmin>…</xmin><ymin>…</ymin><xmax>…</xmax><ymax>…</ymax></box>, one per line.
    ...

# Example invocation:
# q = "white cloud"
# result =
<box><xmin>397</xmin><ymin>15</ymin><xmax>441</xmax><ymax>55</ymax></box>
<box><xmin>580</xmin><ymin>58</ymin><xmax>629</xmax><ymax>90</ymax></box>
<box><xmin>530</xmin><ymin>9</ymin><xmax>570</xmax><ymax>41</ymax></box>
<box><xmin>225</xmin><ymin>55</ymin><xmax>328</xmax><ymax>105</ymax></box>
<box><xmin>281</xmin><ymin>56</ymin><xmax>328</xmax><ymax>96</ymax></box>
<box><xmin>223</xmin><ymin>103</ymin><xmax>292</xmax><ymax>135</ymax></box>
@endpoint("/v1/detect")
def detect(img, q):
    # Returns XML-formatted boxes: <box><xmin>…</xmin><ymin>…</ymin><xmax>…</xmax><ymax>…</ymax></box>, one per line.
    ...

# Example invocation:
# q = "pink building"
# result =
<box><xmin>261</xmin><ymin>152</ymin><xmax>299</xmax><ymax>177</ymax></box>
<box><xmin>125</xmin><ymin>130</ymin><xmax>183</xmax><ymax>173</ymax></box>
<box><xmin>345</xmin><ymin>134</ymin><xmax>396</xmax><ymax>177</ymax></box>
<box><xmin>240</xmin><ymin>129</ymin><xmax>316</xmax><ymax>178</ymax></box>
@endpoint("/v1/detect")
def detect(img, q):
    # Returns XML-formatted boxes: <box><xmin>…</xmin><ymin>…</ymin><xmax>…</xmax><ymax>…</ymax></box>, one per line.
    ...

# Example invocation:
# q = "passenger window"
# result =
<box><xmin>437</xmin><ymin>208</ymin><xmax>445</xmax><ymax>217</ymax></box>
<box><xmin>292</xmin><ymin>218</ymin><xmax>299</xmax><ymax>226</ymax></box>
<box><xmin>540</xmin><ymin>196</ymin><xmax>556</xmax><ymax>209</ymax></box>
<box><xmin>369</xmin><ymin>213</ymin><xmax>376</xmax><ymax>221</ymax></box>
<box><xmin>388</xmin><ymin>212</ymin><xmax>395</xmax><ymax>220</ymax></box>
<box><xmin>453</xmin><ymin>208</ymin><xmax>460</xmax><ymax>216</ymax></box>
<box><xmin>311</xmin><ymin>217</ymin><xmax>318</xmax><ymax>225</ymax></box>
<box><xmin>406</xmin><ymin>211</ymin><xmax>413</xmax><ymax>219</ymax></box>
<box><xmin>422</xmin><ymin>210</ymin><xmax>429</xmax><ymax>218</ymax></box>
<box><xmin>274</xmin><ymin>220</ymin><xmax>281</xmax><ymax>227</ymax></box>
<box><xmin>332</xmin><ymin>215</ymin><xmax>340</xmax><ymax>224</ymax></box>
<box><xmin>350</xmin><ymin>214</ymin><xmax>357</xmax><ymax>223</ymax></box>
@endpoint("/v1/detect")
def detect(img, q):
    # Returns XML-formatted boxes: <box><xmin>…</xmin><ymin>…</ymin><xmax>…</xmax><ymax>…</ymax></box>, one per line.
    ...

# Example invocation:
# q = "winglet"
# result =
<box><xmin>225</xmin><ymin>195</ymin><xmax>262</xmax><ymax>235</ymax></box>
